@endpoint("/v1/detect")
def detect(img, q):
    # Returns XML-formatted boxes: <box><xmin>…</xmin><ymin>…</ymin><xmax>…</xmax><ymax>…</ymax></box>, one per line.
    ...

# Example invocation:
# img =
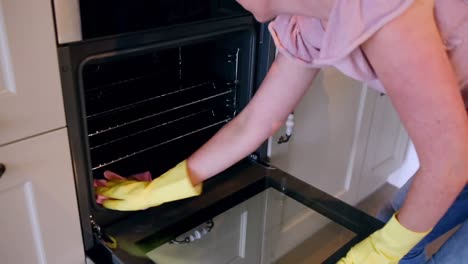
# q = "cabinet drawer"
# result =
<box><xmin>0</xmin><ymin>129</ymin><xmax>84</xmax><ymax>264</ymax></box>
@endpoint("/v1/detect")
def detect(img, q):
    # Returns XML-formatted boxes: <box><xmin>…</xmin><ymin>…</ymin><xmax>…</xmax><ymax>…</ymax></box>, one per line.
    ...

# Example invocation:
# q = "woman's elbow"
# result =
<box><xmin>270</xmin><ymin>120</ymin><xmax>285</xmax><ymax>136</ymax></box>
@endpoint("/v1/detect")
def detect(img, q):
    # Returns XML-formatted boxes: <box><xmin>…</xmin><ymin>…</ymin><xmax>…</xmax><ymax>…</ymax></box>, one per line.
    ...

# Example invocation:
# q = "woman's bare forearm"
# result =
<box><xmin>187</xmin><ymin>54</ymin><xmax>318</xmax><ymax>185</ymax></box>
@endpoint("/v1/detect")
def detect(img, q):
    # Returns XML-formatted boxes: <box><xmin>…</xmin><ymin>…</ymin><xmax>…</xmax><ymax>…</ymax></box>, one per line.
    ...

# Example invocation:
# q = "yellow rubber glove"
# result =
<box><xmin>337</xmin><ymin>214</ymin><xmax>430</xmax><ymax>264</ymax></box>
<box><xmin>95</xmin><ymin>160</ymin><xmax>202</xmax><ymax>211</ymax></box>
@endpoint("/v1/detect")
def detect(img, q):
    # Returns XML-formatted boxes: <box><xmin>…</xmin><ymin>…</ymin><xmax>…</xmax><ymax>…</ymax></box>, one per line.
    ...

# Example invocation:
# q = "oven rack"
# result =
<box><xmin>90</xmin><ymin>108</ymin><xmax>231</xmax><ymax>167</ymax></box>
<box><xmin>91</xmin><ymin>117</ymin><xmax>230</xmax><ymax>171</ymax></box>
<box><xmin>86</xmin><ymin>81</ymin><xmax>216</xmax><ymax>120</ymax></box>
<box><xmin>87</xmin><ymin>87</ymin><xmax>233</xmax><ymax>137</ymax></box>
<box><xmin>90</xmin><ymin>109</ymin><xmax>211</xmax><ymax>150</ymax></box>
<box><xmin>84</xmin><ymin>71</ymin><xmax>167</xmax><ymax>95</ymax></box>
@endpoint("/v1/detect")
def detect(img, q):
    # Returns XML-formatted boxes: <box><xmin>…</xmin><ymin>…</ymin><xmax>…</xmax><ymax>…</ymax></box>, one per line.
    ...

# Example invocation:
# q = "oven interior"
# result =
<box><xmin>80</xmin><ymin>30</ymin><xmax>256</xmax><ymax>210</ymax></box>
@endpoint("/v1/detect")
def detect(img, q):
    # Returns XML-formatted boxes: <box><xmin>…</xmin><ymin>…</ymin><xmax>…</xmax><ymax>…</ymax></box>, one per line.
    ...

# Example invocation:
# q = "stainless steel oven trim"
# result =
<box><xmin>53</xmin><ymin>0</ymin><xmax>83</xmax><ymax>44</ymax></box>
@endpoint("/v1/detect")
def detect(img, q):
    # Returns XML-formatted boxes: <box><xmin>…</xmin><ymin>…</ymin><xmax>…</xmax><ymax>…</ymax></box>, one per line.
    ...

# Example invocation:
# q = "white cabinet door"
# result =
<box><xmin>0</xmin><ymin>0</ymin><xmax>66</xmax><ymax>145</ymax></box>
<box><xmin>269</xmin><ymin>68</ymin><xmax>368</xmax><ymax>259</ymax></box>
<box><xmin>145</xmin><ymin>192</ymin><xmax>265</xmax><ymax>264</ymax></box>
<box><xmin>0</xmin><ymin>129</ymin><xmax>85</xmax><ymax>264</ymax></box>
<box><xmin>355</xmin><ymin>91</ymin><xmax>409</xmax><ymax>201</ymax></box>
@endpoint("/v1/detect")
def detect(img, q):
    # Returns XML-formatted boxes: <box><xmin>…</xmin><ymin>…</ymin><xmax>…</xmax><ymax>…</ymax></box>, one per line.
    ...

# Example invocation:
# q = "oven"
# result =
<box><xmin>53</xmin><ymin>1</ymin><xmax>383</xmax><ymax>263</ymax></box>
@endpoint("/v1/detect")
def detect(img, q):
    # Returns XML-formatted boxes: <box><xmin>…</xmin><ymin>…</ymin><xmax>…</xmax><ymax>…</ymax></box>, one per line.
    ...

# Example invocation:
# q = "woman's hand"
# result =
<box><xmin>95</xmin><ymin>160</ymin><xmax>201</xmax><ymax>211</ymax></box>
<box><xmin>338</xmin><ymin>214</ymin><xmax>429</xmax><ymax>264</ymax></box>
<box><xmin>94</xmin><ymin>170</ymin><xmax>152</xmax><ymax>205</ymax></box>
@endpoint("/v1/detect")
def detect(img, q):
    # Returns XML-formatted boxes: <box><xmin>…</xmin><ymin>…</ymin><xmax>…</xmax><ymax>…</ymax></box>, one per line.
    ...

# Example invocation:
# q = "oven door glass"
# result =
<box><xmin>87</xmin><ymin>161</ymin><xmax>383</xmax><ymax>264</ymax></box>
<box><xmin>79</xmin><ymin>0</ymin><xmax>249</xmax><ymax>39</ymax></box>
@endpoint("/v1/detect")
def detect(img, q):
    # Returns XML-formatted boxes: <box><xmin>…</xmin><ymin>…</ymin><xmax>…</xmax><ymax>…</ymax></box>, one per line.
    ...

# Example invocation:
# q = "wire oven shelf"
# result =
<box><xmin>91</xmin><ymin>118</ymin><xmax>230</xmax><ymax>171</ymax></box>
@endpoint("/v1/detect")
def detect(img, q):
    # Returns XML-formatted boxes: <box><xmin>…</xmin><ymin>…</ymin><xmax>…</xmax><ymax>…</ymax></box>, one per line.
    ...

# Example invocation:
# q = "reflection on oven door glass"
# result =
<box><xmin>118</xmin><ymin>188</ymin><xmax>356</xmax><ymax>264</ymax></box>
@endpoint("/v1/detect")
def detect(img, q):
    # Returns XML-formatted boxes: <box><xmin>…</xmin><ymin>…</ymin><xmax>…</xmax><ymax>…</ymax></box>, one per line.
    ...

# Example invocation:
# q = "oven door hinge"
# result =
<box><xmin>90</xmin><ymin>215</ymin><xmax>118</xmax><ymax>249</ymax></box>
<box><xmin>249</xmin><ymin>153</ymin><xmax>274</xmax><ymax>169</ymax></box>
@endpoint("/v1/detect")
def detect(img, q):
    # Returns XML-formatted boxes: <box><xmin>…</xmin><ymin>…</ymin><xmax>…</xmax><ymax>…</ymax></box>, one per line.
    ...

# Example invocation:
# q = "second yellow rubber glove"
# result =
<box><xmin>95</xmin><ymin>160</ymin><xmax>202</xmax><ymax>211</ymax></box>
<box><xmin>337</xmin><ymin>214</ymin><xmax>430</xmax><ymax>264</ymax></box>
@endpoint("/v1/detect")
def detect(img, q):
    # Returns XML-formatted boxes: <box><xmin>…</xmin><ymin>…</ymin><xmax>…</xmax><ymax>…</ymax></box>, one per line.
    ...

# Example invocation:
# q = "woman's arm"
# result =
<box><xmin>95</xmin><ymin>54</ymin><xmax>318</xmax><ymax>211</ymax></box>
<box><xmin>188</xmin><ymin>54</ymin><xmax>319</xmax><ymax>185</ymax></box>
<box><xmin>362</xmin><ymin>0</ymin><xmax>468</xmax><ymax>232</ymax></box>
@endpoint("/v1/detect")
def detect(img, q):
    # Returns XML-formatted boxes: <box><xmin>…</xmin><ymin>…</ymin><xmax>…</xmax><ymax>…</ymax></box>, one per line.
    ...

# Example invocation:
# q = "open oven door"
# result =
<box><xmin>86</xmin><ymin>159</ymin><xmax>384</xmax><ymax>264</ymax></box>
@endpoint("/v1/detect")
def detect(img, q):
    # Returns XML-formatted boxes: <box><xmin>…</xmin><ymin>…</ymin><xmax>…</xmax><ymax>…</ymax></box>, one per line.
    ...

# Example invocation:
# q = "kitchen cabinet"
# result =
<box><xmin>354</xmin><ymin>90</ymin><xmax>409</xmax><ymax>201</ymax></box>
<box><xmin>269</xmin><ymin>69</ymin><xmax>409</xmax><ymax>260</ymax></box>
<box><xmin>0</xmin><ymin>0</ymin><xmax>66</xmax><ymax>146</ymax></box>
<box><xmin>0</xmin><ymin>129</ymin><xmax>85</xmax><ymax>264</ymax></box>
<box><xmin>0</xmin><ymin>1</ymin><xmax>85</xmax><ymax>263</ymax></box>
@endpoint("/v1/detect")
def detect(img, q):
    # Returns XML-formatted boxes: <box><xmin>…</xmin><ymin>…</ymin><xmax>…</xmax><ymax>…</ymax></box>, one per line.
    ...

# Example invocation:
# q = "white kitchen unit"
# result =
<box><xmin>0</xmin><ymin>0</ymin><xmax>85</xmax><ymax>263</ymax></box>
<box><xmin>268</xmin><ymin>68</ymin><xmax>409</xmax><ymax>260</ymax></box>
<box><xmin>353</xmin><ymin>89</ymin><xmax>409</xmax><ymax>201</ymax></box>
<box><xmin>0</xmin><ymin>0</ymin><xmax>67</xmax><ymax>146</ymax></box>
<box><xmin>0</xmin><ymin>129</ymin><xmax>85</xmax><ymax>264</ymax></box>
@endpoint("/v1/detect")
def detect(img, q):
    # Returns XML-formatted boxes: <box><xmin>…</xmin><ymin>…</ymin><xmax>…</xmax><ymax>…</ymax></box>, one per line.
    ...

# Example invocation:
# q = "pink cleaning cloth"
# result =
<box><xmin>268</xmin><ymin>0</ymin><xmax>468</xmax><ymax>93</ymax></box>
<box><xmin>94</xmin><ymin>171</ymin><xmax>153</xmax><ymax>204</ymax></box>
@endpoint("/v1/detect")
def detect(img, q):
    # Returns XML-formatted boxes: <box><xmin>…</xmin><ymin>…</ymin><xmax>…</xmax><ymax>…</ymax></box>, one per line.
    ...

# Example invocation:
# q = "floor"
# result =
<box><xmin>275</xmin><ymin>183</ymin><xmax>456</xmax><ymax>263</ymax></box>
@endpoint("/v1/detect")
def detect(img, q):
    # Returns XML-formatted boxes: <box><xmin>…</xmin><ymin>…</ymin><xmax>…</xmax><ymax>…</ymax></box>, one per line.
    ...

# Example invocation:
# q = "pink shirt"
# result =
<box><xmin>269</xmin><ymin>0</ymin><xmax>468</xmax><ymax>96</ymax></box>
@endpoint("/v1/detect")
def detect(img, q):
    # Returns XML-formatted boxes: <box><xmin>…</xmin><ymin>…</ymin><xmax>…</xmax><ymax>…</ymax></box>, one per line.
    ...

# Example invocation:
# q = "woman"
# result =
<box><xmin>96</xmin><ymin>0</ymin><xmax>468</xmax><ymax>263</ymax></box>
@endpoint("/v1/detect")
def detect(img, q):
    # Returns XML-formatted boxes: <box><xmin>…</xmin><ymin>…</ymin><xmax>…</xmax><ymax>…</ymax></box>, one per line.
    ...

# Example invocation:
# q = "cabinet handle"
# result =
<box><xmin>0</xmin><ymin>163</ymin><xmax>5</xmax><ymax>178</ymax></box>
